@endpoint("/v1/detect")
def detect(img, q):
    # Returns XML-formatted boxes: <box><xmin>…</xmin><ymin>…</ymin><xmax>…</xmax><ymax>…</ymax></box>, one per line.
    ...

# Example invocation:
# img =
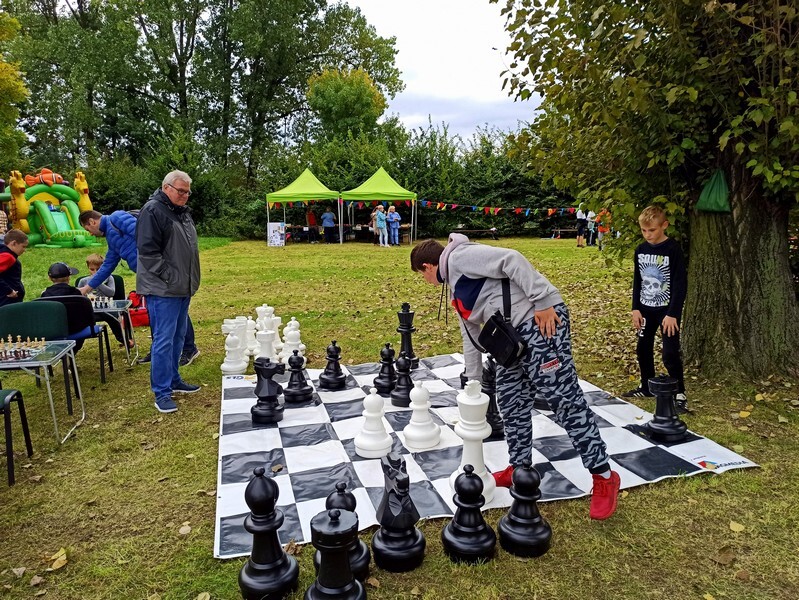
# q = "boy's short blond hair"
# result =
<box><xmin>86</xmin><ymin>253</ymin><xmax>105</xmax><ymax>268</ymax></box>
<box><xmin>638</xmin><ymin>205</ymin><xmax>667</xmax><ymax>226</ymax></box>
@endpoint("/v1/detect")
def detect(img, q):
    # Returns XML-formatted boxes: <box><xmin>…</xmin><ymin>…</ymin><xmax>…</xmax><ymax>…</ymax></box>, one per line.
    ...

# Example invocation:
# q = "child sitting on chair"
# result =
<box><xmin>75</xmin><ymin>255</ymin><xmax>132</xmax><ymax>348</ymax></box>
<box><xmin>42</xmin><ymin>262</ymin><xmax>82</xmax><ymax>298</ymax></box>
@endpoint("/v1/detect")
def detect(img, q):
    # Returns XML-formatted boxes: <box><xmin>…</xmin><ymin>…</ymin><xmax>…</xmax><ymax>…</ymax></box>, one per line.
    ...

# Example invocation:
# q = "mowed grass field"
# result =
<box><xmin>0</xmin><ymin>237</ymin><xmax>797</xmax><ymax>600</ymax></box>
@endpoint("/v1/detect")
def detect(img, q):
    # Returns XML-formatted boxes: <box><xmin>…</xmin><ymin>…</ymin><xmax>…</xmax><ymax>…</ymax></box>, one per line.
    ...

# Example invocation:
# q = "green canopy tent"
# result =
<box><xmin>265</xmin><ymin>169</ymin><xmax>342</xmax><ymax>244</ymax></box>
<box><xmin>341</xmin><ymin>167</ymin><xmax>418</xmax><ymax>242</ymax></box>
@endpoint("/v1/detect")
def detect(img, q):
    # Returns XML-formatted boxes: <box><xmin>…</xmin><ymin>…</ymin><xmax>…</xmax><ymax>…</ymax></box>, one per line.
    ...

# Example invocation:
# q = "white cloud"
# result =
<box><xmin>347</xmin><ymin>0</ymin><xmax>539</xmax><ymax>137</ymax></box>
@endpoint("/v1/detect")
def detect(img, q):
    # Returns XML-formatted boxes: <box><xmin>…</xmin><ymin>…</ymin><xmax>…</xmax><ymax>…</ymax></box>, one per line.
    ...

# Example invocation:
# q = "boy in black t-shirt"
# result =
<box><xmin>623</xmin><ymin>206</ymin><xmax>689</xmax><ymax>412</ymax></box>
<box><xmin>41</xmin><ymin>262</ymin><xmax>82</xmax><ymax>297</ymax></box>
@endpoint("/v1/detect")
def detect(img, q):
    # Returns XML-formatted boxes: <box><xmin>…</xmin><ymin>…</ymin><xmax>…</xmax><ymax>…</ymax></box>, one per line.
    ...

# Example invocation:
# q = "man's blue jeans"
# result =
<box><xmin>147</xmin><ymin>295</ymin><xmax>190</xmax><ymax>400</ymax></box>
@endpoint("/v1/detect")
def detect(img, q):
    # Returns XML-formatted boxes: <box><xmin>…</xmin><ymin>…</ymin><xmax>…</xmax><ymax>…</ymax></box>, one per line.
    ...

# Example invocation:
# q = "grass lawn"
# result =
<box><xmin>0</xmin><ymin>237</ymin><xmax>797</xmax><ymax>599</ymax></box>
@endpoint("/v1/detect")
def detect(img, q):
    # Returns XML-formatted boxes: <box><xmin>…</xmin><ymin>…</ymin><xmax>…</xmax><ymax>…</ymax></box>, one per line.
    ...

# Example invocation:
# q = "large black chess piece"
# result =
<box><xmin>314</xmin><ymin>482</ymin><xmax>371</xmax><ymax>582</ymax></box>
<box><xmin>481</xmin><ymin>356</ymin><xmax>505</xmax><ymax>440</ymax></box>
<box><xmin>441</xmin><ymin>464</ymin><xmax>497</xmax><ymax>564</ymax></box>
<box><xmin>371</xmin><ymin>453</ymin><xmax>426</xmax><ymax>572</ymax></box>
<box><xmin>644</xmin><ymin>375</ymin><xmax>688</xmax><ymax>442</ymax></box>
<box><xmin>459</xmin><ymin>370</ymin><xmax>468</xmax><ymax>389</ymax></box>
<box><xmin>318</xmin><ymin>340</ymin><xmax>346</xmax><ymax>390</ymax></box>
<box><xmin>305</xmin><ymin>508</ymin><xmax>366</xmax><ymax>600</ymax></box>
<box><xmin>238</xmin><ymin>466</ymin><xmax>299</xmax><ymax>600</ymax></box>
<box><xmin>497</xmin><ymin>459</ymin><xmax>552</xmax><ymax>557</ymax></box>
<box><xmin>373</xmin><ymin>342</ymin><xmax>397</xmax><ymax>394</ymax></box>
<box><xmin>397</xmin><ymin>302</ymin><xmax>419</xmax><ymax>369</ymax></box>
<box><xmin>283</xmin><ymin>349</ymin><xmax>314</xmax><ymax>403</ymax></box>
<box><xmin>252</xmin><ymin>357</ymin><xmax>286</xmax><ymax>424</ymax></box>
<box><xmin>390</xmin><ymin>351</ymin><xmax>413</xmax><ymax>407</ymax></box>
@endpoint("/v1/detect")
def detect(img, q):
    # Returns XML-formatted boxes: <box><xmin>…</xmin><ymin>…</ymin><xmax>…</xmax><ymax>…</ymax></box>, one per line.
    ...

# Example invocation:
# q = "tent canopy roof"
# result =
<box><xmin>340</xmin><ymin>167</ymin><xmax>417</xmax><ymax>201</ymax></box>
<box><xmin>266</xmin><ymin>168</ymin><xmax>339</xmax><ymax>202</ymax></box>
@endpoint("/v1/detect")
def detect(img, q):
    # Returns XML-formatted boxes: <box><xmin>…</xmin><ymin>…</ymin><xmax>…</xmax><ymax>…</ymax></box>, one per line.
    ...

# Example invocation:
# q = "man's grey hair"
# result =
<box><xmin>162</xmin><ymin>170</ymin><xmax>192</xmax><ymax>188</ymax></box>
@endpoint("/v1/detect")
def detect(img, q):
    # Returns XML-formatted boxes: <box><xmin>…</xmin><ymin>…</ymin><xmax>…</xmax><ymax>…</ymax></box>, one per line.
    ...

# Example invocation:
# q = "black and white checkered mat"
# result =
<box><xmin>214</xmin><ymin>353</ymin><xmax>756</xmax><ymax>559</ymax></box>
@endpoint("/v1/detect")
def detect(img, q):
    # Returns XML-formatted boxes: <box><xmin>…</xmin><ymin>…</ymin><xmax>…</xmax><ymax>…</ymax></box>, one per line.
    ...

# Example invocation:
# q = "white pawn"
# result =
<box><xmin>403</xmin><ymin>382</ymin><xmax>441</xmax><ymax>451</ymax></box>
<box><xmin>245</xmin><ymin>317</ymin><xmax>259</xmax><ymax>356</ymax></box>
<box><xmin>279</xmin><ymin>328</ymin><xmax>306</xmax><ymax>365</ymax></box>
<box><xmin>354</xmin><ymin>388</ymin><xmax>393</xmax><ymax>458</ymax></box>
<box><xmin>221</xmin><ymin>331</ymin><xmax>248</xmax><ymax>375</ymax></box>
<box><xmin>271</xmin><ymin>315</ymin><xmax>283</xmax><ymax>354</ymax></box>
<box><xmin>256</xmin><ymin>330</ymin><xmax>276</xmax><ymax>361</ymax></box>
<box><xmin>449</xmin><ymin>380</ymin><xmax>495</xmax><ymax>503</ymax></box>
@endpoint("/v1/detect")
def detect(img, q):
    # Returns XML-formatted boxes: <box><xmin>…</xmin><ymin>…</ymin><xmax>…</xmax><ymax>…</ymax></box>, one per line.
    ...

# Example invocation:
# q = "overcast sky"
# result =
<box><xmin>346</xmin><ymin>0</ymin><xmax>539</xmax><ymax>139</ymax></box>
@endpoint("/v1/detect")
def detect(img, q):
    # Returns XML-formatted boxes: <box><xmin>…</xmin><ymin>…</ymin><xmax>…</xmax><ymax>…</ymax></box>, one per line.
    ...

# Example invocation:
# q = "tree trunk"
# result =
<box><xmin>683</xmin><ymin>163</ymin><xmax>799</xmax><ymax>377</ymax></box>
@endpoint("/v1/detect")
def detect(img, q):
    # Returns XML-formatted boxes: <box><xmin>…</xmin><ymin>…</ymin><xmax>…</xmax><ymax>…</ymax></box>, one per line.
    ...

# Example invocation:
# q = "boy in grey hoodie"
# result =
<box><xmin>410</xmin><ymin>235</ymin><xmax>620</xmax><ymax>520</ymax></box>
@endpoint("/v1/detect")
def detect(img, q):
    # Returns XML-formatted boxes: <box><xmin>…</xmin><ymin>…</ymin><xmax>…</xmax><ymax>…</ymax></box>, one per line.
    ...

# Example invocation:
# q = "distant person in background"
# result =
<box><xmin>370</xmin><ymin>207</ymin><xmax>380</xmax><ymax>245</ymax></box>
<box><xmin>0</xmin><ymin>229</ymin><xmax>28</xmax><ymax>308</ymax></box>
<box><xmin>0</xmin><ymin>208</ymin><xmax>8</xmax><ymax>243</ymax></box>
<box><xmin>387</xmin><ymin>205</ymin><xmax>402</xmax><ymax>246</ymax></box>
<box><xmin>586</xmin><ymin>209</ymin><xmax>597</xmax><ymax>246</ymax></box>
<box><xmin>321</xmin><ymin>206</ymin><xmax>337</xmax><ymax>244</ymax></box>
<box><xmin>596</xmin><ymin>209</ymin><xmax>611</xmax><ymax>251</ymax></box>
<box><xmin>375</xmin><ymin>205</ymin><xmax>388</xmax><ymax>247</ymax></box>
<box><xmin>575</xmin><ymin>204</ymin><xmax>588</xmax><ymax>248</ymax></box>
<box><xmin>306</xmin><ymin>208</ymin><xmax>319</xmax><ymax>243</ymax></box>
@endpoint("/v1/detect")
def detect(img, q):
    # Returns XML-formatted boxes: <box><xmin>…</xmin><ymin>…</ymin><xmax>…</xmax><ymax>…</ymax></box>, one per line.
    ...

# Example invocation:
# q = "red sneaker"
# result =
<box><xmin>589</xmin><ymin>470</ymin><xmax>621</xmax><ymax>520</ymax></box>
<box><xmin>492</xmin><ymin>465</ymin><xmax>514</xmax><ymax>488</ymax></box>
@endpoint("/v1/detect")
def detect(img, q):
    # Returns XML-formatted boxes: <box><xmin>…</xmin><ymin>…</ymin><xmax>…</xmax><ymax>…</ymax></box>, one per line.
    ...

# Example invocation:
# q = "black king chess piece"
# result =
<box><xmin>305</xmin><ymin>508</ymin><xmax>366</xmax><ymax>600</ymax></box>
<box><xmin>318</xmin><ymin>340</ymin><xmax>346</xmax><ymax>390</ymax></box>
<box><xmin>373</xmin><ymin>342</ymin><xmax>397</xmax><ymax>394</ymax></box>
<box><xmin>397</xmin><ymin>302</ymin><xmax>419</xmax><ymax>369</ymax></box>
<box><xmin>497</xmin><ymin>459</ymin><xmax>552</xmax><ymax>557</ymax></box>
<box><xmin>644</xmin><ymin>375</ymin><xmax>688</xmax><ymax>443</ymax></box>
<box><xmin>238</xmin><ymin>466</ymin><xmax>299</xmax><ymax>600</ymax></box>
<box><xmin>441</xmin><ymin>464</ymin><xmax>497</xmax><ymax>564</ymax></box>
<box><xmin>371</xmin><ymin>453</ymin><xmax>426</xmax><ymax>572</ymax></box>
<box><xmin>251</xmin><ymin>357</ymin><xmax>286</xmax><ymax>424</ymax></box>
<box><xmin>283</xmin><ymin>349</ymin><xmax>314</xmax><ymax>403</ymax></box>
<box><xmin>481</xmin><ymin>356</ymin><xmax>505</xmax><ymax>440</ymax></box>
<box><xmin>390</xmin><ymin>351</ymin><xmax>413</xmax><ymax>407</ymax></box>
<box><xmin>313</xmin><ymin>482</ymin><xmax>371</xmax><ymax>582</ymax></box>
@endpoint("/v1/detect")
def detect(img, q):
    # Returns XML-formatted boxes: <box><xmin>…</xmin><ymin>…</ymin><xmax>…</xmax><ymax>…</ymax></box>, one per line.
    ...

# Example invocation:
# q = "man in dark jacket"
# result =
<box><xmin>79</xmin><ymin>209</ymin><xmax>201</xmax><ymax>366</ymax></box>
<box><xmin>137</xmin><ymin>171</ymin><xmax>202</xmax><ymax>413</ymax></box>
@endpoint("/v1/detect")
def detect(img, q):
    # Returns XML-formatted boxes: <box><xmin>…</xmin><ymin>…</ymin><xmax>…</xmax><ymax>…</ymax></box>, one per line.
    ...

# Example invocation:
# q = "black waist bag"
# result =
<box><xmin>467</xmin><ymin>279</ymin><xmax>528</xmax><ymax>368</ymax></box>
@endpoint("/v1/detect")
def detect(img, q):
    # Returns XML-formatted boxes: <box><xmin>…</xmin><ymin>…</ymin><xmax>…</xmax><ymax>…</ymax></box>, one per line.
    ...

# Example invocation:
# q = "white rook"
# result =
<box><xmin>449</xmin><ymin>380</ymin><xmax>496</xmax><ymax>502</ymax></box>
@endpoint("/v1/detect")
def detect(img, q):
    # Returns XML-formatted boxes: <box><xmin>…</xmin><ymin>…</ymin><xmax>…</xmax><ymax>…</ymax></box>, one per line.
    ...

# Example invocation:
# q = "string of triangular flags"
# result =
<box><xmin>268</xmin><ymin>198</ymin><xmax>576</xmax><ymax>216</ymax></box>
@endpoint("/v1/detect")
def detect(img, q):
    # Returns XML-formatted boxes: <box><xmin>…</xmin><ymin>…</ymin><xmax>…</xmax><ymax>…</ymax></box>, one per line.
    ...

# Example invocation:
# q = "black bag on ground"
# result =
<box><xmin>466</xmin><ymin>279</ymin><xmax>528</xmax><ymax>368</ymax></box>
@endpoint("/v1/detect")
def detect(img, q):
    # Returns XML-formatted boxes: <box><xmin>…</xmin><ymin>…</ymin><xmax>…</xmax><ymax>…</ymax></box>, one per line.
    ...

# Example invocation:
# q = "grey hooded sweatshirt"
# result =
<box><xmin>438</xmin><ymin>233</ymin><xmax>563</xmax><ymax>379</ymax></box>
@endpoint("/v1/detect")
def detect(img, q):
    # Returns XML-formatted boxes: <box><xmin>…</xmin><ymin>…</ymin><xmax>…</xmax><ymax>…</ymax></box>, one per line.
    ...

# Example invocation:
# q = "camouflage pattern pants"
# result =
<box><xmin>495</xmin><ymin>303</ymin><xmax>609</xmax><ymax>472</ymax></box>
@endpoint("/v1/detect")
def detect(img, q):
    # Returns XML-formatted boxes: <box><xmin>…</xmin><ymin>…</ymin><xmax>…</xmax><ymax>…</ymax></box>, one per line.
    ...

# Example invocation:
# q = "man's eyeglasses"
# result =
<box><xmin>166</xmin><ymin>183</ymin><xmax>191</xmax><ymax>196</ymax></box>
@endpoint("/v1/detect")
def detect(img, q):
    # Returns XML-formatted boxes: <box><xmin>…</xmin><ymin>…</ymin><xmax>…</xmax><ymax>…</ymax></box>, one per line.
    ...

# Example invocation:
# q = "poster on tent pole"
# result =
<box><xmin>267</xmin><ymin>222</ymin><xmax>285</xmax><ymax>247</ymax></box>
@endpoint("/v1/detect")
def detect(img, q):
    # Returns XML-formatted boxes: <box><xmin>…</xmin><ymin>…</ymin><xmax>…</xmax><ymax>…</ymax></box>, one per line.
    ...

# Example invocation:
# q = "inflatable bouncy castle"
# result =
<box><xmin>0</xmin><ymin>169</ymin><xmax>99</xmax><ymax>247</ymax></box>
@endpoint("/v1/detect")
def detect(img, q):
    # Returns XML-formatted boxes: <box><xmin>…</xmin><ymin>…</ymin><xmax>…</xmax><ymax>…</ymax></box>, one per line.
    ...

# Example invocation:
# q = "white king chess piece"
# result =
<box><xmin>403</xmin><ymin>381</ymin><xmax>441</xmax><ymax>451</ymax></box>
<box><xmin>449</xmin><ymin>380</ymin><xmax>496</xmax><ymax>502</ymax></box>
<box><xmin>354</xmin><ymin>388</ymin><xmax>393</xmax><ymax>458</ymax></box>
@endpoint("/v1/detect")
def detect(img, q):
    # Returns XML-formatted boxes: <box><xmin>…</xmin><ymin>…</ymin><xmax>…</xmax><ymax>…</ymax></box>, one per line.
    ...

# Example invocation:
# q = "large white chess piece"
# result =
<box><xmin>233</xmin><ymin>316</ymin><xmax>250</xmax><ymax>369</ymax></box>
<box><xmin>279</xmin><ymin>328</ymin><xmax>306</xmax><ymax>365</ymax></box>
<box><xmin>449</xmin><ymin>380</ymin><xmax>495</xmax><ymax>502</ymax></box>
<box><xmin>256</xmin><ymin>305</ymin><xmax>274</xmax><ymax>332</ymax></box>
<box><xmin>284</xmin><ymin>316</ymin><xmax>300</xmax><ymax>334</ymax></box>
<box><xmin>354</xmin><ymin>388</ymin><xmax>393</xmax><ymax>458</ymax></box>
<box><xmin>255</xmin><ymin>330</ymin><xmax>276</xmax><ymax>361</ymax></box>
<box><xmin>221</xmin><ymin>331</ymin><xmax>248</xmax><ymax>375</ymax></box>
<box><xmin>403</xmin><ymin>382</ymin><xmax>441</xmax><ymax>451</ymax></box>
<box><xmin>245</xmin><ymin>317</ymin><xmax>259</xmax><ymax>356</ymax></box>
<box><xmin>270</xmin><ymin>315</ymin><xmax>283</xmax><ymax>354</ymax></box>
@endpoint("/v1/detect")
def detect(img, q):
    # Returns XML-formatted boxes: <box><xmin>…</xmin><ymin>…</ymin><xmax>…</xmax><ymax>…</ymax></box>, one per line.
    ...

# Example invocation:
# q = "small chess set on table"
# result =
<box><xmin>0</xmin><ymin>335</ymin><xmax>47</xmax><ymax>361</ymax></box>
<box><xmin>88</xmin><ymin>295</ymin><xmax>113</xmax><ymax>309</ymax></box>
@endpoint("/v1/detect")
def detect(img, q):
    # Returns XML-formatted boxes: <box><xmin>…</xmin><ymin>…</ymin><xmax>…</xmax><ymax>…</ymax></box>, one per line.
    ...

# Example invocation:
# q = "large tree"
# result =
<box><xmin>497</xmin><ymin>0</ymin><xmax>799</xmax><ymax>377</ymax></box>
<box><xmin>0</xmin><ymin>12</ymin><xmax>28</xmax><ymax>172</ymax></box>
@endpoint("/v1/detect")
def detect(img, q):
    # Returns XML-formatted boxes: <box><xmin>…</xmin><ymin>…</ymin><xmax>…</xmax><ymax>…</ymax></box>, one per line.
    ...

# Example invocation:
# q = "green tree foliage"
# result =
<box><xmin>0</xmin><ymin>12</ymin><xmax>29</xmax><ymax>172</ymax></box>
<box><xmin>497</xmin><ymin>0</ymin><xmax>799</xmax><ymax>376</ymax></box>
<box><xmin>307</xmin><ymin>68</ymin><xmax>387</xmax><ymax>139</ymax></box>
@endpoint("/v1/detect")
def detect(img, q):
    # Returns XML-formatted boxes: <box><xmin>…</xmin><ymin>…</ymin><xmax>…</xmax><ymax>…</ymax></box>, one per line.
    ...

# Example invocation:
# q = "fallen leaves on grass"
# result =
<box><xmin>710</xmin><ymin>546</ymin><xmax>735</xmax><ymax>565</ymax></box>
<box><xmin>185</xmin><ymin>454</ymin><xmax>196</xmax><ymax>459</ymax></box>
<box><xmin>195</xmin><ymin>593</ymin><xmax>211</xmax><ymax>600</ymax></box>
<box><xmin>179</xmin><ymin>522</ymin><xmax>192</xmax><ymax>536</ymax></box>
<box><xmin>49</xmin><ymin>549</ymin><xmax>67</xmax><ymax>571</ymax></box>
<box><xmin>29</xmin><ymin>475</ymin><xmax>43</xmax><ymax>483</ymax></box>
<box><xmin>732</xmin><ymin>445</ymin><xmax>744</xmax><ymax>453</ymax></box>
<box><xmin>739</xmin><ymin>411</ymin><xmax>751</xmax><ymax>418</ymax></box>
<box><xmin>271</xmin><ymin>464</ymin><xmax>284</xmax><ymax>473</ymax></box>
<box><xmin>284</xmin><ymin>540</ymin><xmax>301</xmax><ymax>556</ymax></box>
<box><xmin>11</xmin><ymin>567</ymin><xmax>26</xmax><ymax>578</ymax></box>
<box><xmin>30</xmin><ymin>575</ymin><xmax>44</xmax><ymax>586</ymax></box>
<box><xmin>410</xmin><ymin>586</ymin><xmax>421</xmax><ymax>595</ymax></box>
<box><xmin>778</xmin><ymin>416</ymin><xmax>789</xmax><ymax>423</ymax></box>
<box><xmin>729</xmin><ymin>521</ymin><xmax>745</xmax><ymax>533</ymax></box>
<box><xmin>366</xmin><ymin>577</ymin><xmax>380</xmax><ymax>588</ymax></box>
<box><xmin>703</xmin><ymin>593</ymin><xmax>715</xmax><ymax>600</ymax></box>
<box><xmin>735</xmin><ymin>569</ymin><xmax>751</xmax><ymax>581</ymax></box>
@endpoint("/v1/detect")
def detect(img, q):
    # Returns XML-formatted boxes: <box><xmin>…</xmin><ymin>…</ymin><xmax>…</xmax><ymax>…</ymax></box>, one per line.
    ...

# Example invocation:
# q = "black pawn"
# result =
<box><xmin>397</xmin><ymin>302</ymin><xmax>419</xmax><ymax>369</ymax></box>
<box><xmin>497</xmin><ymin>459</ymin><xmax>552</xmax><ymax>557</ymax></box>
<box><xmin>481</xmin><ymin>356</ymin><xmax>505</xmax><ymax>440</ymax></box>
<box><xmin>441</xmin><ymin>464</ymin><xmax>496</xmax><ymax>564</ymax></box>
<box><xmin>373</xmin><ymin>342</ymin><xmax>397</xmax><ymax>394</ymax></box>
<box><xmin>371</xmin><ymin>455</ymin><xmax>426</xmax><ymax>572</ymax></box>
<box><xmin>459</xmin><ymin>370</ymin><xmax>468</xmax><ymax>389</ymax></box>
<box><xmin>314</xmin><ymin>482</ymin><xmax>371</xmax><ymax>582</ymax></box>
<box><xmin>318</xmin><ymin>340</ymin><xmax>346</xmax><ymax>390</ymax></box>
<box><xmin>252</xmin><ymin>357</ymin><xmax>286</xmax><ymax>424</ymax></box>
<box><xmin>390</xmin><ymin>351</ymin><xmax>413</xmax><ymax>407</ymax></box>
<box><xmin>283</xmin><ymin>350</ymin><xmax>314</xmax><ymax>403</ymax></box>
<box><xmin>305</xmin><ymin>509</ymin><xmax>365</xmax><ymax>600</ymax></box>
<box><xmin>238</xmin><ymin>466</ymin><xmax>299</xmax><ymax>600</ymax></box>
<box><xmin>644</xmin><ymin>376</ymin><xmax>688</xmax><ymax>442</ymax></box>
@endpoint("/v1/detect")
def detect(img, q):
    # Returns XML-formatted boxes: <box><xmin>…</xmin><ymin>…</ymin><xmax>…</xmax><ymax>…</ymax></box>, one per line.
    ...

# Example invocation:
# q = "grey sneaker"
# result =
<box><xmin>675</xmin><ymin>393</ymin><xmax>688</xmax><ymax>414</ymax></box>
<box><xmin>172</xmin><ymin>381</ymin><xmax>201</xmax><ymax>394</ymax></box>
<box><xmin>155</xmin><ymin>397</ymin><xmax>178</xmax><ymax>413</ymax></box>
<box><xmin>179</xmin><ymin>348</ymin><xmax>200</xmax><ymax>367</ymax></box>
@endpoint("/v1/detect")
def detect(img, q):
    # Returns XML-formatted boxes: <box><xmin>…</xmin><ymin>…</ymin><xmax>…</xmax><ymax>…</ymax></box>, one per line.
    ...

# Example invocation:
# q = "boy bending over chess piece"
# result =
<box><xmin>410</xmin><ymin>235</ymin><xmax>621</xmax><ymax>520</ymax></box>
<box><xmin>77</xmin><ymin>254</ymin><xmax>133</xmax><ymax>348</ymax></box>
<box><xmin>0</xmin><ymin>229</ymin><xmax>28</xmax><ymax>308</ymax></box>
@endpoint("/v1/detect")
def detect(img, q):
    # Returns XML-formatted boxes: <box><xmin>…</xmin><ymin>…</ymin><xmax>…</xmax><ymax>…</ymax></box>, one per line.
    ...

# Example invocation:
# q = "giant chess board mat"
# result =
<box><xmin>215</xmin><ymin>353</ymin><xmax>756</xmax><ymax>559</ymax></box>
